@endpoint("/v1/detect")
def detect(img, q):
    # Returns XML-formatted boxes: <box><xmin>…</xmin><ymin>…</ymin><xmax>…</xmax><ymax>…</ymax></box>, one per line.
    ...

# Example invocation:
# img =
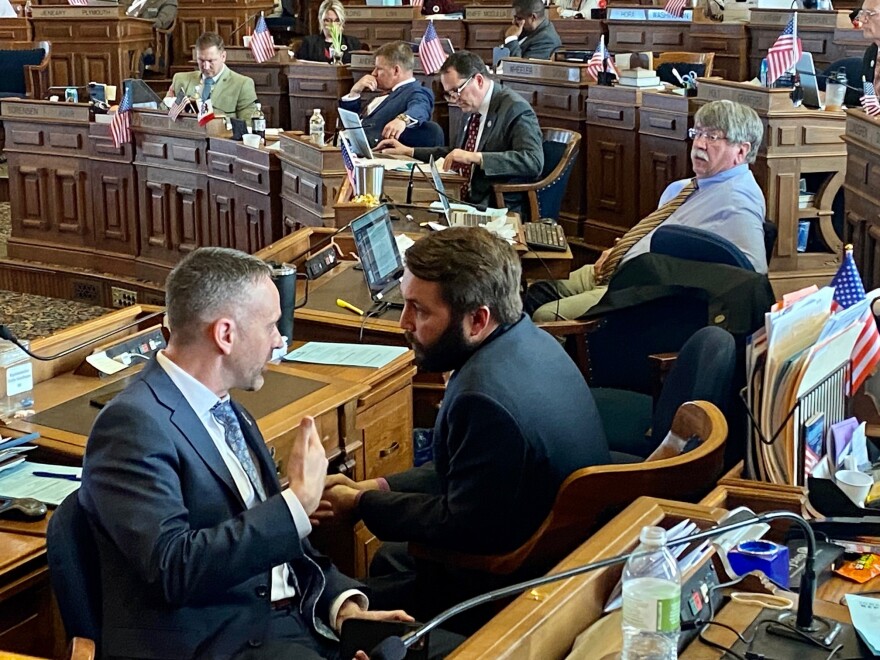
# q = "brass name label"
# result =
<box><xmin>0</xmin><ymin>101</ymin><xmax>89</xmax><ymax>122</ymax></box>
<box><xmin>31</xmin><ymin>6</ymin><xmax>120</xmax><ymax>18</ymax></box>
<box><xmin>465</xmin><ymin>6</ymin><xmax>512</xmax><ymax>19</ymax></box>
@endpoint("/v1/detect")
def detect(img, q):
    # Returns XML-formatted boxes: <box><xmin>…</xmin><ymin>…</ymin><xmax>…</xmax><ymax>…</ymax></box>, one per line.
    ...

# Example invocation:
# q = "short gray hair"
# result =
<box><xmin>376</xmin><ymin>41</ymin><xmax>414</xmax><ymax>72</ymax></box>
<box><xmin>404</xmin><ymin>227</ymin><xmax>522</xmax><ymax>324</ymax></box>
<box><xmin>694</xmin><ymin>100</ymin><xmax>764</xmax><ymax>163</ymax></box>
<box><xmin>318</xmin><ymin>0</ymin><xmax>346</xmax><ymax>25</ymax></box>
<box><xmin>165</xmin><ymin>247</ymin><xmax>272</xmax><ymax>344</ymax></box>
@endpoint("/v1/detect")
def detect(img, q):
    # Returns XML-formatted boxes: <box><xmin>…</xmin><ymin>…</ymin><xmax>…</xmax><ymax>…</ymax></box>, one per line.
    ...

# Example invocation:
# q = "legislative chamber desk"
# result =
<box><xmin>172</xmin><ymin>0</ymin><xmax>274</xmax><ymax>69</ymax></box>
<box><xmin>222</xmin><ymin>46</ymin><xmax>294</xmax><ymax>130</ymax></box>
<box><xmin>28</xmin><ymin>5</ymin><xmax>153</xmax><ymax>87</ymax></box>
<box><xmin>0</xmin><ymin>15</ymin><xmax>30</xmax><ymax>42</ymax></box>
<box><xmin>452</xmin><ymin>496</ymin><xmax>865</xmax><ymax>659</ymax></box>
<box><xmin>286</xmin><ymin>60</ymin><xmax>354</xmax><ymax>134</ymax></box>
<box><xmin>842</xmin><ymin>108</ymin><xmax>880</xmax><ymax>292</ymax></box>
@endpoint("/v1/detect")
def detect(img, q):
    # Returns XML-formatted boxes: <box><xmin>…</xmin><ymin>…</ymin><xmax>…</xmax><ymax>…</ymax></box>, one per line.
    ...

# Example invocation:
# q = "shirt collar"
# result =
<box><xmin>477</xmin><ymin>80</ymin><xmax>494</xmax><ymax>117</ymax></box>
<box><xmin>392</xmin><ymin>77</ymin><xmax>416</xmax><ymax>92</ymax></box>
<box><xmin>156</xmin><ymin>350</ymin><xmax>227</xmax><ymax>418</ymax></box>
<box><xmin>695</xmin><ymin>163</ymin><xmax>748</xmax><ymax>188</ymax></box>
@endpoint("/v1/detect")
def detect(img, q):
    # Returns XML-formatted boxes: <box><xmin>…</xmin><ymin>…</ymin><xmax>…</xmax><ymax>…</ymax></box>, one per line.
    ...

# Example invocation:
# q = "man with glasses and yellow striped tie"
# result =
<box><xmin>527</xmin><ymin>99</ymin><xmax>768</xmax><ymax>322</ymax></box>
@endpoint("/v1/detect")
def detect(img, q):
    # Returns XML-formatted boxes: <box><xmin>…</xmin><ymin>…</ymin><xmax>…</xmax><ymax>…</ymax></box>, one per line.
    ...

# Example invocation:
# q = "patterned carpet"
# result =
<box><xmin>0</xmin><ymin>200</ymin><xmax>111</xmax><ymax>341</ymax></box>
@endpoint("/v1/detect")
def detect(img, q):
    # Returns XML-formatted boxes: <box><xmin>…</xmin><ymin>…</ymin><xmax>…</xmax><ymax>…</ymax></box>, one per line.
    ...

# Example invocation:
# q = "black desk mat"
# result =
<box><xmin>307</xmin><ymin>266</ymin><xmax>402</xmax><ymax>322</ymax></box>
<box><xmin>30</xmin><ymin>370</ymin><xmax>326</xmax><ymax>437</ymax></box>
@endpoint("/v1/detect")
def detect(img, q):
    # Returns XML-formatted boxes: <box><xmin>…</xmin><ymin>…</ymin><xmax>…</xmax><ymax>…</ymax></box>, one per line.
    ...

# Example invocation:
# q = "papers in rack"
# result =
<box><xmin>283</xmin><ymin>342</ymin><xmax>409</xmax><ymax>369</ymax></box>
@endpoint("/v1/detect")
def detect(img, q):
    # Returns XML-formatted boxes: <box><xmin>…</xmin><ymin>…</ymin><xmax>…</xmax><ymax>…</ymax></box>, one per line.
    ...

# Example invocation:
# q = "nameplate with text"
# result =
<box><xmin>697</xmin><ymin>80</ymin><xmax>799</xmax><ymax>113</ymax></box>
<box><xmin>846</xmin><ymin>112</ymin><xmax>880</xmax><ymax>149</ymax></box>
<box><xmin>350</xmin><ymin>53</ymin><xmax>374</xmax><ymax>68</ymax></box>
<box><xmin>225</xmin><ymin>47</ymin><xmax>292</xmax><ymax>65</ymax></box>
<box><xmin>465</xmin><ymin>6</ymin><xmax>513</xmax><ymax>19</ymax></box>
<box><xmin>645</xmin><ymin>8</ymin><xmax>692</xmax><ymax>21</ymax></box>
<box><xmin>499</xmin><ymin>59</ymin><xmax>590</xmax><ymax>85</ymax></box>
<box><xmin>748</xmin><ymin>8</ymin><xmax>851</xmax><ymax>29</ymax></box>
<box><xmin>346</xmin><ymin>7</ymin><xmax>418</xmax><ymax>20</ymax></box>
<box><xmin>30</xmin><ymin>5</ymin><xmax>122</xmax><ymax>18</ymax></box>
<box><xmin>0</xmin><ymin>100</ymin><xmax>90</xmax><ymax>122</ymax></box>
<box><xmin>607</xmin><ymin>7</ymin><xmax>647</xmax><ymax>20</ymax></box>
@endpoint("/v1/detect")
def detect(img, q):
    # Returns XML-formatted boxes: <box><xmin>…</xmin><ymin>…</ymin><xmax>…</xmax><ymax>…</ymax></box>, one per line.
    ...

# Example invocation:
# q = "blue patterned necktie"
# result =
<box><xmin>211</xmin><ymin>400</ymin><xmax>266</xmax><ymax>501</ymax></box>
<box><xmin>201</xmin><ymin>77</ymin><xmax>214</xmax><ymax>101</ymax></box>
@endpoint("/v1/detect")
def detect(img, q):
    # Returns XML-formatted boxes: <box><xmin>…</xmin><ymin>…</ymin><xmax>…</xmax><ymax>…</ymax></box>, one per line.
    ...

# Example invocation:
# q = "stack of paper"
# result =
<box><xmin>0</xmin><ymin>460</ymin><xmax>80</xmax><ymax>506</ymax></box>
<box><xmin>0</xmin><ymin>433</ymin><xmax>39</xmax><ymax>473</ymax></box>
<box><xmin>845</xmin><ymin>594</ymin><xmax>880</xmax><ymax>655</ymax></box>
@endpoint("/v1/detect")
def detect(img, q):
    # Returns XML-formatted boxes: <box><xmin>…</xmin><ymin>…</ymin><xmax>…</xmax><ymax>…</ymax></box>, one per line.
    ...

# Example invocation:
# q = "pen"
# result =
<box><xmin>32</xmin><ymin>471</ymin><xmax>81</xmax><ymax>482</ymax></box>
<box><xmin>336</xmin><ymin>298</ymin><xmax>364</xmax><ymax>316</ymax></box>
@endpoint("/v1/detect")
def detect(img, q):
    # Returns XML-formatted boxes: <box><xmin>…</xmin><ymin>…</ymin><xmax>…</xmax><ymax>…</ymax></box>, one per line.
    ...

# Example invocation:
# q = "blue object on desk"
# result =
<box><xmin>32</xmin><ymin>472</ymin><xmax>82</xmax><ymax>482</ymax></box>
<box><xmin>728</xmin><ymin>540</ymin><xmax>790</xmax><ymax>588</ymax></box>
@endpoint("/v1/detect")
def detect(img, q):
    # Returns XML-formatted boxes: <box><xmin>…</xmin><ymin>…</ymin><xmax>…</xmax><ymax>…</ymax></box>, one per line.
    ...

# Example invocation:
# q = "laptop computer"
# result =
<box><xmin>351</xmin><ymin>205</ymin><xmax>406</xmax><ymax>307</ymax></box>
<box><xmin>338</xmin><ymin>107</ymin><xmax>418</xmax><ymax>165</ymax></box>
<box><xmin>795</xmin><ymin>52</ymin><xmax>823</xmax><ymax>110</ymax></box>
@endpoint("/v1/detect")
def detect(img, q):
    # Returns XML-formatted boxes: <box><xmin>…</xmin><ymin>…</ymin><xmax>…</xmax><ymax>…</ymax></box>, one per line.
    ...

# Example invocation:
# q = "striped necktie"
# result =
<box><xmin>453</xmin><ymin>112</ymin><xmax>482</xmax><ymax>199</ymax></box>
<box><xmin>594</xmin><ymin>179</ymin><xmax>698</xmax><ymax>285</ymax></box>
<box><xmin>211</xmin><ymin>400</ymin><xmax>266</xmax><ymax>502</ymax></box>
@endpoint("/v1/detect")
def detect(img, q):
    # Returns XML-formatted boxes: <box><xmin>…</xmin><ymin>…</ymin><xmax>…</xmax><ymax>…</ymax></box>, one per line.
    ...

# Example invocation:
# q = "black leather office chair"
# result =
<box><xmin>592</xmin><ymin>326</ymin><xmax>737</xmax><ymax>459</ymax></box>
<box><xmin>651</xmin><ymin>225</ymin><xmax>755</xmax><ymax>271</ymax></box>
<box><xmin>47</xmin><ymin>492</ymin><xmax>102</xmax><ymax>647</ymax></box>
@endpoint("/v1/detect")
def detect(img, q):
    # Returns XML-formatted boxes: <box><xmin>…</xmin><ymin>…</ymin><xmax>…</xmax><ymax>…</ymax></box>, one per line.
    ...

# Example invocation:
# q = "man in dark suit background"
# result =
<box><xmin>339</xmin><ymin>41</ymin><xmax>435</xmax><ymax>146</ymax></box>
<box><xmin>79</xmin><ymin>247</ymin><xmax>412</xmax><ymax>659</ymax></box>
<box><xmin>318</xmin><ymin>228</ymin><xmax>609</xmax><ymax>625</ymax></box>
<box><xmin>122</xmin><ymin>0</ymin><xmax>177</xmax><ymax>29</ymax></box>
<box><xmin>376</xmin><ymin>51</ymin><xmax>543</xmax><ymax>209</ymax></box>
<box><xmin>502</xmin><ymin>0</ymin><xmax>562</xmax><ymax>60</ymax></box>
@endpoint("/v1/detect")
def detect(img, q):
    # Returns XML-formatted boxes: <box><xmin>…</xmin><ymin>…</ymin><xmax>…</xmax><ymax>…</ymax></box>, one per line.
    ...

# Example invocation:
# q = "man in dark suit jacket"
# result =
<box><xmin>376</xmin><ymin>51</ymin><xmax>543</xmax><ymax>209</ymax></box>
<box><xmin>339</xmin><ymin>41</ymin><xmax>434</xmax><ymax>146</ymax></box>
<box><xmin>122</xmin><ymin>0</ymin><xmax>177</xmax><ymax>29</ymax></box>
<box><xmin>320</xmin><ymin>229</ymin><xmax>610</xmax><ymax>622</ymax></box>
<box><xmin>79</xmin><ymin>247</ymin><xmax>411</xmax><ymax>660</ymax></box>
<box><xmin>502</xmin><ymin>0</ymin><xmax>562</xmax><ymax>60</ymax></box>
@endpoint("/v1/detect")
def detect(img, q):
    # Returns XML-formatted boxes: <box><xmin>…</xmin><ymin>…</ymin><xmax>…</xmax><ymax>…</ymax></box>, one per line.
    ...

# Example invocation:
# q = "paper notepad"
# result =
<box><xmin>845</xmin><ymin>594</ymin><xmax>880</xmax><ymax>655</ymax></box>
<box><xmin>283</xmin><ymin>342</ymin><xmax>409</xmax><ymax>369</ymax></box>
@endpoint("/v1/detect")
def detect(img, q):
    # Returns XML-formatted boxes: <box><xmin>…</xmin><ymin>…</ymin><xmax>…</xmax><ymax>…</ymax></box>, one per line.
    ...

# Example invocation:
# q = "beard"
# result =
<box><xmin>405</xmin><ymin>317</ymin><xmax>479</xmax><ymax>373</ymax></box>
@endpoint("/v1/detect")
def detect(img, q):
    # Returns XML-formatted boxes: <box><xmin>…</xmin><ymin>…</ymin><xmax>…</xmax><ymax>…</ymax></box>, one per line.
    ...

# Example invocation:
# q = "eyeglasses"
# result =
<box><xmin>322</xmin><ymin>17</ymin><xmax>341</xmax><ymax>23</ymax></box>
<box><xmin>859</xmin><ymin>8</ymin><xmax>879</xmax><ymax>20</ymax></box>
<box><xmin>688</xmin><ymin>128</ymin><xmax>728</xmax><ymax>142</ymax></box>
<box><xmin>443</xmin><ymin>75</ymin><xmax>474</xmax><ymax>101</ymax></box>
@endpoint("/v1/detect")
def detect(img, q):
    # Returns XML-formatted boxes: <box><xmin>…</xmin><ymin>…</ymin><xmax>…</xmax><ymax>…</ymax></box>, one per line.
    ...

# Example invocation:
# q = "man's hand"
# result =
<box><xmin>335</xmin><ymin>598</ymin><xmax>414</xmax><ymax>634</ymax></box>
<box><xmin>311</xmin><ymin>474</ymin><xmax>381</xmax><ymax>525</ymax></box>
<box><xmin>351</xmin><ymin>74</ymin><xmax>378</xmax><ymax>95</ymax></box>
<box><xmin>286</xmin><ymin>416</ymin><xmax>328</xmax><ymax>516</ymax></box>
<box><xmin>505</xmin><ymin>22</ymin><xmax>523</xmax><ymax>39</ymax></box>
<box><xmin>442</xmin><ymin>149</ymin><xmax>481</xmax><ymax>170</ymax></box>
<box><xmin>382</xmin><ymin>117</ymin><xmax>408</xmax><ymax>140</ymax></box>
<box><xmin>375</xmin><ymin>138</ymin><xmax>414</xmax><ymax>157</ymax></box>
<box><xmin>592</xmin><ymin>247</ymin><xmax>612</xmax><ymax>274</ymax></box>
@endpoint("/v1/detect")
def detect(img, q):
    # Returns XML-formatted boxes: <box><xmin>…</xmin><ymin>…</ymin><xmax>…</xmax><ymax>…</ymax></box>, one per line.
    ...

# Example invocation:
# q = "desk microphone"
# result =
<box><xmin>0</xmin><ymin>311</ymin><xmax>165</xmax><ymax>362</ymax></box>
<box><xmin>228</xmin><ymin>11</ymin><xmax>262</xmax><ymax>38</ymax></box>
<box><xmin>368</xmin><ymin>510</ymin><xmax>822</xmax><ymax>660</ymax></box>
<box><xmin>405</xmin><ymin>162</ymin><xmax>417</xmax><ymax>205</ymax></box>
<box><xmin>412</xmin><ymin>164</ymin><xmax>489</xmax><ymax>213</ymax></box>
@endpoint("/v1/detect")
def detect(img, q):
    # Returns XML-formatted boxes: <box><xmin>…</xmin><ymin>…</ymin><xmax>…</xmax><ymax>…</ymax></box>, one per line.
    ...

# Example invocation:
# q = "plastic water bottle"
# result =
<box><xmin>621</xmin><ymin>526</ymin><xmax>681</xmax><ymax>660</ymax></box>
<box><xmin>252</xmin><ymin>102</ymin><xmax>266</xmax><ymax>139</ymax></box>
<box><xmin>309</xmin><ymin>108</ymin><xmax>325</xmax><ymax>147</ymax></box>
<box><xmin>759</xmin><ymin>58</ymin><xmax>769</xmax><ymax>87</ymax></box>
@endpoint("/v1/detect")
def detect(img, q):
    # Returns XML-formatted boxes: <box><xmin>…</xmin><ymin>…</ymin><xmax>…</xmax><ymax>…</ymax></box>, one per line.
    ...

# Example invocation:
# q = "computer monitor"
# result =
<box><xmin>338</xmin><ymin>107</ymin><xmax>375</xmax><ymax>158</ymax></box>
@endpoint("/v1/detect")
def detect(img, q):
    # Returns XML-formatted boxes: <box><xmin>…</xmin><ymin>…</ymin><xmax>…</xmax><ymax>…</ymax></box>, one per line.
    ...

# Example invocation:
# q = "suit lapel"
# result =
<box><xmin>230</xmin><ymin>400</ymin><xmax>280</xmax><ymax>497</ymax></box>
<box><xmin>143</xmin><ymin>362</ymin><xmax>246</xmax><ymax>509</ymax></box>
<box><xmin>477</xmin><ymin>87</ymin><xmax>502</xmax><ymax>151</ymax></box>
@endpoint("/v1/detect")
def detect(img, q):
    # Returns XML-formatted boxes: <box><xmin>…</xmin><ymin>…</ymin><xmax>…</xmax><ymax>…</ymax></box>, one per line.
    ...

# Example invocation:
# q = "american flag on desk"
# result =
<box><xmin>411</xmin><ymin>0</ymin><xmax>424</xmax><ymax>7</ymax></box>
<box><xmin>419</xmin><ymin>21</ymin><xmax>446</xmax><ymax>75</ymax></box>
<box><xmin>862</xmin><ymin>79</ymin><xmax>880</xmax><ymax>117</ymax></box>
<box><xmin>249</xmin><ymin>14</ymin><xmax>276</xmax><ymax>64</ymax></box>
<box><xmin>340</xmin><ymin>139</ymin><xmax>357</xmax><ymax>192</ymax></box>
<box><xmin>766</xmin><ymin>14</ymin><xmax>802</xmax><ymax>85</ymax></box>
<box><xmin>586</xmin><ymin>35</ymin><xmax>608</xmax><ymax>81</ymax></box>
<box><xmin>663</xmin><ymin>0</ymin><xmax>687</xmax><ymax>18</ymax></box>
<box><xmin>110</xmin><ymin>86</ymin><xmax>132</xmax><ymax>149</ymax></box>
<box><xmin>831</xmin><ymin>247</ymin><xmax>880</xmax><ymax>392</ymax></box>
<box><xmin>67</xmin><ymin>0</ymin><xmax>90</xmax><ymax>5</ymax></box>
<box><xmin>168</xmin><ymin>89</ymin><xmax>188</xmax><ymax>122</ymax></box>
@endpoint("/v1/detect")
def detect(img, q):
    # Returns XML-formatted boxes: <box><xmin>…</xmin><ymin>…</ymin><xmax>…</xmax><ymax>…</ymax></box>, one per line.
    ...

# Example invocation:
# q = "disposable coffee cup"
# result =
<box><xmin>242</xmin><ymin>133</ymin><xmax>261</xmax><ymax>148</ymax></box>
<box><xmin>825</xmin><ymin>80</ymin><xmax>846</xmax><ymax>112</ymax></box>
<box><xmin>835</xmin><ymin>469</ymin><xmax>873</xmax><ymax>507</ymax></box>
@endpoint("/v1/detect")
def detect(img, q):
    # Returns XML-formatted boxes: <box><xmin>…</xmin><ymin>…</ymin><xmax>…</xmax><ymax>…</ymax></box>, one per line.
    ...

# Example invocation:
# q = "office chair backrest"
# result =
<box><xmin>651</xmin><ymin>225</ymin><xmax>755</xmax><ymax>271</ymax></box>
<box><xmin>535</xmin><ymin>128</ymin><xmax>581</xmax><ymax>221</ymax></box>
<box><xmin>47</xmin><ymin>492</ymin><xmax>102</xmax><ymax>644</ymax></box>
<box><xmin>402</xmin><ymin>120</ymin><xmax>445</xmax><ymax>148</ymax></box>
<box><xmin>651</xmin><ymin>325</ymin><xmax>736</xmax><ymax>447</ymax></box>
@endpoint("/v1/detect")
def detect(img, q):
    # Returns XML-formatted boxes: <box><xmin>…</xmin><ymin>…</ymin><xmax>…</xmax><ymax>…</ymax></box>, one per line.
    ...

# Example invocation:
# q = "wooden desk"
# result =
<box><xmin>222</xmin><ymin>46</ymin><xmax>293</xmax><ymax>130</ymax></box>
<box><xmin>842</xmin><ymin>108</ymin><xmax>880</xmax><ymax>291</ymax></box>
<box><xmin>498</xmin><ymin>58</ymin><xmax>592</xmax><ymax>238</ymax></box>
<box><xmin>286</xmin><ymin>60</ymin><xmax>353</xmax><ymax>134</ymax></box>
<box><xmin>29</xmin><ymin>5</ymin><xmax>153</xmax><ymax>86</ymax></box>
<box><xmin>343</xmin><ymin>6</ymin><xmax>418</xmax><ymax>46</ymax></box>
<box><xmin>464</xmin><ymin>6</ymin><xmax>511</xmax><ymax>64</ymax></box>
<box><xmin>173</xmin><ymin>0</ymin><xmax>274</xmax><ymax>69</ymax></box>
<box><xmin>552</xmin><ymin>17</ymin><xmax>605</xmax><ymax>52</ymax></box>
<box><xmin>0</xmin><ymin>17</ymin><xmax>30</xmax><ymax>42</ymax></box>
<box><xmin>277</xmin><ymin>131</ymin><xmax>347</xmax><ymax>230</ymax></box>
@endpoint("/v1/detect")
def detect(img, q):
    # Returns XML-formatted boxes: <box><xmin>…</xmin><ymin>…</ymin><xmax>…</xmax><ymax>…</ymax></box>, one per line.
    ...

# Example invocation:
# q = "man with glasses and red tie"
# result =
<box><xmin>859</xmin><ymin>0</ymin><xmax>880</xmax><ymax>95</ymax></box>
<box><xmin>376</xmin><ymin>51</ymin><xmax>543</xmax><ymax>211</ymax></box>
<box><xmin>526</xmin><ymin>100</ymin><xmax>768</xmax><ymax>322</ymax></box>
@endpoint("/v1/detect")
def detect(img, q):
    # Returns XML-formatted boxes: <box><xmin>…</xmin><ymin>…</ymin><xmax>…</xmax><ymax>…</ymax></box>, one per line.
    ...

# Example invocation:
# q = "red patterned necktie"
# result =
<box><xmin>453</xmin><ymin>112</ymin><xmax>482</xmax><ymax>199</ymax></box>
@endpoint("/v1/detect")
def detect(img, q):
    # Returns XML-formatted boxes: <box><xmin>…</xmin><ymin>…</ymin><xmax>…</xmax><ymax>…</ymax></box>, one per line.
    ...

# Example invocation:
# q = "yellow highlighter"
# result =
<box><xmin>336</xmin><ymin>298</ymin><xmax>364</xmax><ymax>316</ymax></box>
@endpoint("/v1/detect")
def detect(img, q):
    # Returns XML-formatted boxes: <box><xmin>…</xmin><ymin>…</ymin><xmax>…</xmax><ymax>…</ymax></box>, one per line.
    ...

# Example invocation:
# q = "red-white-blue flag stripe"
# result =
<box><xmin>767</xmin><ymin>15</ymin><xmax>802</xmax><ymax>85</ymax></box>
<box><xmin>419</xmin><ymin>21</ymin><xmax>446</xmax><ymax>75</ymax></box>
<box><xmin>110</xmin><ymin>86</ymin><xmax>132</xmax><ymax>148</ymax></box>
<box><xmin>250</xmin><ymin>14</ymin><xmax>276</xmax><ymax>64</ymax></box>
<box><xmin>831</xmin><ymin>248</ymin><xmax>880</xmax><ymax>391</ymax></box>
<box><xmin>862</xmin><ymin>79</ymin><xmax>880</xmax><ymax>117</ymax></box>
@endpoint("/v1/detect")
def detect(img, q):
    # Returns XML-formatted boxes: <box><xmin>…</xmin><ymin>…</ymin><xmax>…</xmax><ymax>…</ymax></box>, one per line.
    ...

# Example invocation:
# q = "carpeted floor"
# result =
<box><xmin>0</xmin><ymin>199</ymin><xmax>111</xmax><ymax>341</ymax></box>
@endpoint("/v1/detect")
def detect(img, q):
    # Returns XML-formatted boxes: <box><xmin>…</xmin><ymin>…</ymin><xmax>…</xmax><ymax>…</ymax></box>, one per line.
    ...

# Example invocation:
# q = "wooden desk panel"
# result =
<box><xmin>843</xmin><ymin>109</ymin><xmax>880</xmax><ymax>291</ymax></box>
<box><xmin>465</xmin><ymin>6</ymin><xmax>512</xmax><ymax>63</ymax></box>
<box><xmin>343</xmin><ymin>6</ymin><xmax>418</xmax><ymax>45</ymax></box>
<box><xmin>286</xmin><ymin>60</ymin><xmax>353</xmax><ymax>135</ymax></box>
<box><xmin>173</xmin><ymin>0</ymin><xmax>274</xmax><ymax>68</ymax></box>
<box><xmin>552</xmin><ymin>17</ymin><xmax>605</xmax><ymax>51</ymax></box>
<box><xmin>222</xmin><ymin>47</ymin><xmax>293</xmax><ymax>131</ymax></box>
<box><xmin>0</xmin><ymin>17</ymin><xmax>30</xmax><ymax>42</ymax></box>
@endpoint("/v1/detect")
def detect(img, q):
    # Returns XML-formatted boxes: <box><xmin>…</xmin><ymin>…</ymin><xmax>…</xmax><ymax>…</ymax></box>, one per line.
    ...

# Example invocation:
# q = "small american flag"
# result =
<box><xmin>586</xmin><ymin>35</ymin><xmax>607</xmax><ymax>82</ymax></box>
<box><xmin>340</xmin><ymin>139</ymin><xmax>356</xmax><ymax>191</ymax></box>
<box><xmin>862</xmin><ymin>79</ymin><xmax>880</xmax><ymax>117</ymax></box>
<box><xmin>419</xmin><ymin>21</ymin><xmax>447</xmax><ymax>75</ymax></box>
<box><xmin>110</xmin><ymin>86</ymin><xmax>132</xmax><ymax>149</ymax></box>
<box><xmin>168</xmin><ymin>89</ymin><xmax>188</xmax><ymax>122</ymax></box>
<box><xmin>411</xmin><ymin>0</ymin><xmax>424</xmax><ymax>6</ymax></box>
<box><xmin>663</xmin><ymin>0</ymin><xmax>687</xmax><ymax>18</ymax></box>
<box><xmin>249</xmin><ymin>14</ymin><xmax>276</xmax><ymax>64</ymax></box>
<box><xmin>766</xmin><ymin>14</ymin><xmax>802</xmax><ymax>85</ymax></box>
<box><xmin>67</xmin><ymin>0</ymin><xmax>90</xmax><ymax>5</ymax></box>
<box><xmin>831</xmin><ymin>247</ymin><xmax>880</xmax><ymax>392</ymax></box>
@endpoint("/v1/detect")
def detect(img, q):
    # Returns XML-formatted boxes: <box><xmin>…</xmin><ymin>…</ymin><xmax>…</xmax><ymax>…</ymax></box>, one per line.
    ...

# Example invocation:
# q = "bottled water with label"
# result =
<box><xmin>621</xmin><ymin>526</ymin><xmax>681</xmax><ymax>659</ymax></box>
<box><xmin>309</xmin><ymin>108</ymin><xmax>325</xmax><ymax>147</ymax></box>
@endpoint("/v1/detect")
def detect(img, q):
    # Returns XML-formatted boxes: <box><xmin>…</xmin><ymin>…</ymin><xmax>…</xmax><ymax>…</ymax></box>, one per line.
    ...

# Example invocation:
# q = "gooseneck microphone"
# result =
<box><xmin>412</xmin><ymin>163</ymin><xmax>489</xmax><ymax>213</ymax></box>
<box><xmin>0</xmin><ymin>311</ymin><xmax>165</xmax><ymax>362</ymax></box>
<box><xmin>369</xmin><ymin>510</ymin><xmax>820</xmax><ymax>660</ymax></box>
<box><xmin>228</xmin><ymin>11</ymin><xmax>263</xmax><ymax>38</ymax></box>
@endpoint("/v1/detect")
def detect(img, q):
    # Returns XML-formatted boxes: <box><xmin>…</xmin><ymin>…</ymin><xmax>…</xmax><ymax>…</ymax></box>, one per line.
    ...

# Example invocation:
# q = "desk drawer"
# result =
<box><xmin>639</xmin><ymin>107</ymin><xmax>689</xmax><ymax>140</ymax></box>
<box><xmin>360</xmin><ymin>384</ymin><xmax>413</xmax><ymax>480</ymax></box>
<box><xmin>586</xmin><ymin>101</ymin><xmax>637</xmax><ymax>130</ymax></box>
<box><xmin>265</xmin><ymin>409</ymin><xmax>341</xmax><ymax>478</ymax></box>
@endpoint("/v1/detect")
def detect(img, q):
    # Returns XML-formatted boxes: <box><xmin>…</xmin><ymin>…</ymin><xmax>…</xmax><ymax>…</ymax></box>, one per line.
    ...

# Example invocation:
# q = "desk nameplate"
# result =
<box><xmin>845</xmin><ymin>109</ymin><xmax>880</xmax><ymax>150</ymax></box>
<box><xmin>131</xmin><ymin>111</ymin><xmax>226</xmax><ymax>137</ymax></box>
<box><xmin>224</xmin><ymin>46</ymin><xmax>293</xmax><ymax>65</ymax></box>
<box><xmin>279</xmin><ymin>134</ymin><xmax>343</xmax><ymax>172</ymax></box>
<box><xmin>30</xmin><ymin>5</ymin><xmax>125</xmax><ymax>18</ymax></box>
<box><xmin>465</xmin><ymin>6</ymin><xmax>513</xmax><ymax>19</ymax></box>
<box><xmin>0</xmin><ymin>100</ymin><xmax>91</xmax><ymax>123</ymax></box>
<box><xmin>498</xmin><ymin>58</ymin><xmax>592</xmax><ymax>85</ymax></box>
<box><xmin>346</xmin><ymin>6</ymin><xmax>418</xmax><ymax>19</ymax></box>
<box><xmin>748</xmin><ymin>8</ymin><xmax>852</xmax><ymax>29</ymax></box>
<box><xmin>697</xmin><ymin>79</ymin><xmax>795</xmax><ymax>114</ymax></box>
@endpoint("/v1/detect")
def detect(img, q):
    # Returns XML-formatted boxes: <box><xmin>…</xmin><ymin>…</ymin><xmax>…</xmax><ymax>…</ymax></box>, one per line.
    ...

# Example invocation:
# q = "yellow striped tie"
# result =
<box><xmin>594</xmin><ymin>179</ymin><xmax>698</xmax><ymax>285</ymax></box>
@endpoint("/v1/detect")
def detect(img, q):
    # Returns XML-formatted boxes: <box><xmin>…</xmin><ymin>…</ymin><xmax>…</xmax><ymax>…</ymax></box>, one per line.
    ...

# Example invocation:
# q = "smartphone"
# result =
<box><xmin>65</xmin><ymin>87</ymin><xmax>78</xmax><ymax>103</ymax></box>
<box><xmin>339</xmin><ymin>619</ymin><xmax>426</xmax><ymax>660</ymax></box>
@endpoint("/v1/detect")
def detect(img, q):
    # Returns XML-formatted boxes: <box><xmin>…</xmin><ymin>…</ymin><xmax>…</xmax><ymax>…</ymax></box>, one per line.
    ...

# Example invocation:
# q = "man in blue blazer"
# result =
<box><xmin>79</xmin><ymin>247</ymin><xmax>411</xmax><ymax>659</ymax></box>
<box><xmin>339</xmin><ymin>41</ymin><xmax>435</xmax><ymax>147</ymax></box>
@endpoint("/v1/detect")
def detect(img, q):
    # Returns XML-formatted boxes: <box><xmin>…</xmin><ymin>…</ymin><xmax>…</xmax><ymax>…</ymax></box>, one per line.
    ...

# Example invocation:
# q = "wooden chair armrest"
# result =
<box><xmin>493</xmin><ymin>181</ymin><xmax>541</xmax><ymax>194</ymax></box>
<box><xmin>537</xmin><ymin>319</ymin><xmax>600</xmax><ymax>336</ymax></box>
<box><xmin>69</xmin><ymin>637</ymin><xmax>96</xmax><ymax>660</ymax></box>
